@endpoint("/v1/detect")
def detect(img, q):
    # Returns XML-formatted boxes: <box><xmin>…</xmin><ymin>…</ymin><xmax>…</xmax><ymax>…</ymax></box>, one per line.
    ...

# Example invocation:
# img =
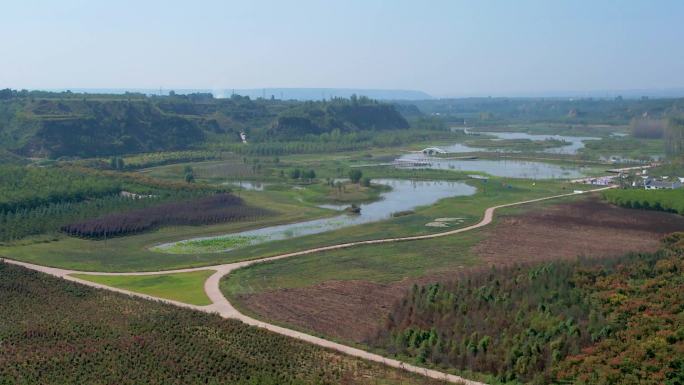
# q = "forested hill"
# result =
<box><xmin>263</xmin><ymin>96</ymin><xmax>410</xmax><ymax>140</ymax></box>
<box><xmin>0</xmin><ymin>89</ymin><xmax>411</xmax><ymax>158</ymax></box>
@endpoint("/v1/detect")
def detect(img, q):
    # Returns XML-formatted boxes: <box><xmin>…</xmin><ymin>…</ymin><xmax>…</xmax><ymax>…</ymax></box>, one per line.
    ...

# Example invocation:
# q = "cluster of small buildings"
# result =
<box><xmin>570</xmin><ymin>175</ymin><xmax>616</xmax><ymax>186</ymax></box>
<box><xmin>643</xmin><ymin>178</ymin><xmax>682</xmax><ymax>190</ymax></box>
<box><xmin>571</xmin><ymin>168</ymin><xmax>683</xmax><ymax>190</ymax></box>
<box><xmin>626</xmin><ymin>167</ymin><xmax>683</xmax><ymax>189</ymax></box>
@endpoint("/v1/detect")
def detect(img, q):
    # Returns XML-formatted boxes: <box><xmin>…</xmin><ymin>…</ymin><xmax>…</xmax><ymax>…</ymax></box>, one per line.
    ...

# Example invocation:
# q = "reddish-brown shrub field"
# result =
<box><xmin>61</xmin><ymin>194</ymin><xmax>271</xmax><ymax>239</ymax></box>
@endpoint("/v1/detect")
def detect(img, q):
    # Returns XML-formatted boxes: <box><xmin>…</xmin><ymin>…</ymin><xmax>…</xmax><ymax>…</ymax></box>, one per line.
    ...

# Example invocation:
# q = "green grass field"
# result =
<box><xmin>579</xmin><ymin>136</ymin><xmax>664</xmax><ymax>160</ymax></box>
<box><xmin>221</xmin><ymin>229</ymin><xmax>482</xmax><ymax>299</ymax></box>
<box><xmin>219</xmin><ymin>195</ymin><xmax>581</xmax><ymax>301</ymax></box>
<box><xmin>163</xmin><ymin>177</ymin><xmax>592</xmax><ymax>269</ymax></box>
<box><xmin>72</xmin><ymin>270</ymin><xmax>215</xmax><ymax>306</ymax></box>
<box><xmin>0</xmin><ymin>172</ymin><xmax>593</xmax><ymax>272</ymax></box>
<box><xmin>0</xmin><ymin>189</ymin><xmax>334</xmax><ymax>272</ymax></box>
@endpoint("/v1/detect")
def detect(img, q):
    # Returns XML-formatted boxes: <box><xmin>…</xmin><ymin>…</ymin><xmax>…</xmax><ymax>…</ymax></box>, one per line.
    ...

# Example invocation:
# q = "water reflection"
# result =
<box><xmin>155</xmin><ymin>179</ymin><xmax>476</xmax><ymax>253</ymax></box>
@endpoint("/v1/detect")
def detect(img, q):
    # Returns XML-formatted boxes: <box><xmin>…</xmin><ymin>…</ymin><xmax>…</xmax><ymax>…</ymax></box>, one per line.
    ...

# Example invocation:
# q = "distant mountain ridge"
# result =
<box><xmin>46</xmin><ymin>88</ymin><xmax>434</xmax><ymax>101</ymax></box>
<box><xmin>225</xmin><ymin>88</ymin><xmax>433</xmax><ymax>101</ymax></box>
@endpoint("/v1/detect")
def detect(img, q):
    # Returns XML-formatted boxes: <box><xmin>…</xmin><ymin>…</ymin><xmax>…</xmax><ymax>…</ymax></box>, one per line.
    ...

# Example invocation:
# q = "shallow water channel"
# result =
<box><xmin>442</xmin><ymin>131</ymin><xmax>600</xmax><ymax>155</ymax></box>
<box><xmin>394</xmin><ymin>132</ymin><xmax>597</xmax><ymax>179</ymax></box>
<box><xmin>396</xmin><ymin>155</ymin><xmax>591</xmax><ymax>179</ymax></box>
<box><xmin>153</xmin><ymin>179</ymin><xmax>476</xmax><ymax>254</ymax></box>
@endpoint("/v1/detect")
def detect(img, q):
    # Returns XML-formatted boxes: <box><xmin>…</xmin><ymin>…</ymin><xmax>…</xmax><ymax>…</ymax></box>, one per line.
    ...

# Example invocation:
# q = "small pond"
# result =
<box><xmin>153</xmin><ymin>179</ymin><xmax>476</xmax><ymax>254</ymax></box>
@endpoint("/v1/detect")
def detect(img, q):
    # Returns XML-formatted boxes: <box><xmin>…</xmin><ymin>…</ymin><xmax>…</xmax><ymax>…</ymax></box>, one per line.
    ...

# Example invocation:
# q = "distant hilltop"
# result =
<box><xmin>223</xmin><ymin>88</ymin><xmax>433</xmax><ymax>101</ymax></box>
<box><xmin>53</xmin><ymin>88</ymin><xmax>433</xmax><ymax>101</ymax></box>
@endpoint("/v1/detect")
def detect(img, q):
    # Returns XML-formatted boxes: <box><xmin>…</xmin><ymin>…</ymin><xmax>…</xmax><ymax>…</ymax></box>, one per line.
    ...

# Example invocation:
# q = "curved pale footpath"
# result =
<box><xmin>2</xmin><ymin>186</ymin><xmax>615</xmax><ymax>385</ymax></box>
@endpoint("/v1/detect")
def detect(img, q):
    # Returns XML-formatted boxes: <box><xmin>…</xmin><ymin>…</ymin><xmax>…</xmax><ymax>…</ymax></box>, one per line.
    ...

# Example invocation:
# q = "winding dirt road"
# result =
<box><xmin>2</xmin><ymin>186</ymin><xmax>615</xmax><ymax>385</ymax></box>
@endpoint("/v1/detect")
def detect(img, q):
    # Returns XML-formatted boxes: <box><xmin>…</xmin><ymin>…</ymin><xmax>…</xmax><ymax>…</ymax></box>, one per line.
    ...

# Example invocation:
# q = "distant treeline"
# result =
<box><xmin>629</xmin><ymin>116</ymin><xmax>684</xmax><ymax>157</ymax></box>
<box><xmin>403</xmin><ymin>97</ymin><xmax>684</xmax><ymax>126</ymax></box>
<box><xmin>211</xmin><ymin>129</ymin><xmax>456</xmax><ymax>156</ymax></box>
<box><xmin>372</xmin><ymin>234</ymin><xmax>684</xmax><ymax>385</ymax></box>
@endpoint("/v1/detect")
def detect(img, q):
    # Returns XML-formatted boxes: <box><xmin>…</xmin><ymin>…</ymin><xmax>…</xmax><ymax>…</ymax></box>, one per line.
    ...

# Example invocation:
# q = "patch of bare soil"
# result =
<box><xmin>473</xmin><ymin>197</ymin><xmax>684</xmax><ymax>265</ymax></box>
<box><xmin>239</xmin><ymin>198</ymin><xmax>684</xmax><ymax>343</ymax></box>
<box><xmin>239</xmin><ymin>280</ymin><xmax>405</xmax><ymax>342</ymax></box>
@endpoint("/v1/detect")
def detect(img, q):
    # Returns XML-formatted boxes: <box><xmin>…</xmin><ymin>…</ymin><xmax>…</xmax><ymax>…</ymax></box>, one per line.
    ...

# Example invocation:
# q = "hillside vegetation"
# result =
<box><xmin>0</xmin><ymin>90</ymin><xmax>411</xmax><ymax>158</ymax></box>
<box><xmin>372</xmin><ymin>235</ymin><xmax>684</xmax><ymax>385</ymax></box>
<box><xmin>265</xmin><ymin>96</ymin><xmax>409</xmax><ymax>140</ymax></box>
<box><xmin>0</xmin><ymin>262</ymin><xmax>434</xmax><ymax>385</ymax></box>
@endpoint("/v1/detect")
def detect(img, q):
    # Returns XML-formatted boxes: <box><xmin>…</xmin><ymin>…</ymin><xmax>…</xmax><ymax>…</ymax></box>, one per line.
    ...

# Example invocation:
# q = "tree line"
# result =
<box><xmin>603</xmin><ymin>188</ymin><xmax>684</xmax><ymax>215</ymax></box>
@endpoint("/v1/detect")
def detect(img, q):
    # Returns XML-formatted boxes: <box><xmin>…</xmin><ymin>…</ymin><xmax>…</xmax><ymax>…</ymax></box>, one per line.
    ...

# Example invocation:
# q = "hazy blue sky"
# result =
<box><xmin>1</xmin><ymin>0</ymin><xmax>682</xmax><ymax>96</ymax></box>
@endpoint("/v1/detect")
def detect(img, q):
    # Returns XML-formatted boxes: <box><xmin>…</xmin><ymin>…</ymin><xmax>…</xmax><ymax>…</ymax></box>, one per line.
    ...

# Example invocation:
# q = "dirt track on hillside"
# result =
<box><xmin>239</xmin><ymin>197</ymin><xmax>684</xmax><ymax>343</ymax></box>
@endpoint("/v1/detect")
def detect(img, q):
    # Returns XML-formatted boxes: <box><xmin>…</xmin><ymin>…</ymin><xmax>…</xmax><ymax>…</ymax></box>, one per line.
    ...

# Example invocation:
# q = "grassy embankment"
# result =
<box><xmin>72</xmin><ymin>270</ymin><xmax>215</xmax><ymax>306</ymax></box>
<box><xmin>463</xmin><ymin>138</ymin><xmax>570</xmax><ymax>152</ymax></box>
<box><xmin>469</xmin><ymin>123</ymin><xmax>626</xmax><ymax>137</ymax></box>
<box><xmin>579</xmin><ymin>136</ymin><xmax>664</xmax><ymax>160</ymax></box>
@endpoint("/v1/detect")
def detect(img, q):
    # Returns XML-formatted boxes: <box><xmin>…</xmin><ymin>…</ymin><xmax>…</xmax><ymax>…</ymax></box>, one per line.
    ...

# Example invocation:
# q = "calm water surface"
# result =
<box><xmin>155</xmin><ymin>179</ymin><xmax>476</xmax><ymax>253</ymax></box>
<box><xmin>442</xmin><ymin>131</ymin><xmax>599</xmax><ymax>155</ymax></box>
